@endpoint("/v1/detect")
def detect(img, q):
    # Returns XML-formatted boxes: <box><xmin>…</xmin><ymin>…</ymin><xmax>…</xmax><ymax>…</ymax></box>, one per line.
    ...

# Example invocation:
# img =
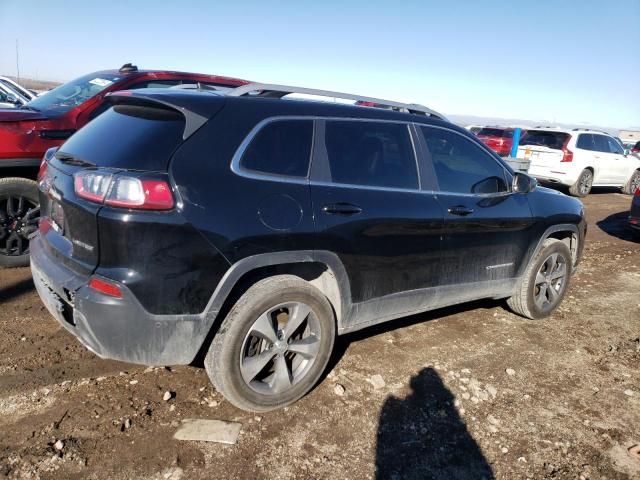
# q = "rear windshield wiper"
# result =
<box><xmin>55</xmin><ymin>153</ymin><xmax>96</xmax><ymax>167</ymax></box>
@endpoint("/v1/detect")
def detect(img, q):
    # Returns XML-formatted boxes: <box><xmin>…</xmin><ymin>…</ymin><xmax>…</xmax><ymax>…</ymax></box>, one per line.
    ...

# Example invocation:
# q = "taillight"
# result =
<box><xmin>105</xmin><ymin>177</ymin><xmax>173</xmax><ymax>209</ymax></box>
<box><xmin>89</xmin><ymin>277</ymin><xmax>122</xmax><ymax>298</ymax></box>
<box><xmin>561</xmin><ymin>135</ymin><xmax>573</xmax><ymax>162</ymax></box>
<box><xmin>74</xmin><ymin>170</ymin><xmax>113</xmax><ymax>203</ymax></box>
<box><xmin>37</xmin><ymin>158</ymin><xmax>48</xmax><ymax>182</ymax></box>
<box><xmin>73</xmin><ymin>170</ymin><xmax>174</xmax><ymax>210</ymax></box>
<box><xmin>635</xmin><ymin>187</ymin><xmax>640</xmax><ymax>197</ymax></box>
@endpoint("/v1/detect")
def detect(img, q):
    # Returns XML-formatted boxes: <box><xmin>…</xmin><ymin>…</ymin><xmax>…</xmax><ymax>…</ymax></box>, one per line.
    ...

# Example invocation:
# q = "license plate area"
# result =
<box><xmin>50</xmin><ymin>201</ymin><xmax>65</xmax><ymax>234</ymax></box>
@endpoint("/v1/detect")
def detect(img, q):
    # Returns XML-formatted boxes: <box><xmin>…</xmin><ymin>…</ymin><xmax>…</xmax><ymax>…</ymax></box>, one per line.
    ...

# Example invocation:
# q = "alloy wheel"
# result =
<box><xmin>0</xmin><ymin>195</ymin><xmax>39</xmax><ymax>257</ymax></box>
<box><xmin>239</xmin><ymin>302</ymin><xmax>322</xmax><ymax>395</ymax></box>
<box><xmin>533</xmin><ymin>252</ymin><xmax>567</xmax><ymax>311</ymax></box>
<box><xmin>579</xmin><ymin>171</ymin><xmax>593</xmax><ymax>195</ymax></box>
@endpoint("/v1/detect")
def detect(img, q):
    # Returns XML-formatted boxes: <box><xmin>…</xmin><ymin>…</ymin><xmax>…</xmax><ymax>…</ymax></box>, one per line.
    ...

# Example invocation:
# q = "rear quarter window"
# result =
<box><xmin>239</xmin><ymin>120</ymin><xmax>313</xmax><ymax>178</ymax></box>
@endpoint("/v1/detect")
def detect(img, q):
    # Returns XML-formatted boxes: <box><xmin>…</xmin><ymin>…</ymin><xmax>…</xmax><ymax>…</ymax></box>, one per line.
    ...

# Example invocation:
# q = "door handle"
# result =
<box><xmin>322</xmin><ymin>203</ymin><xmax>362</xmax><ymax>215</ymax></box>
<box><xmin>448</xmin><ymin>205</ymin><xmax>474</xmax><ymax>216</ymax></box>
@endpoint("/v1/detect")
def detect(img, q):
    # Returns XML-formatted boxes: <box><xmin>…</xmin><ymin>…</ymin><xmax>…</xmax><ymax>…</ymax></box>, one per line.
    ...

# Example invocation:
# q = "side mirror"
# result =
<box><xmin>513</xmin><ymin>172</ymin><xmax>537</xmax><ymax>193</ymax></box>
<box><xmin>624</xmin><ymin>148</ymin><xmax>630</xmax><ymax>156</ymax></box>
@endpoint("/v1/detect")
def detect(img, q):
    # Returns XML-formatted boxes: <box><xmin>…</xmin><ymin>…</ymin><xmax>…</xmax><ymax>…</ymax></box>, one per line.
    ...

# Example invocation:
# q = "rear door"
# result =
<box><xmin>603</xmin><ymin>135</ymin><xmax>633</xmax><ymax>184</ymax></box>
<box><xmin>419</xmin><ymin>125</ymin><xmax>535</xmax><ymax>289</ymax></box>
<box><xmin>38</xmin><ymin>101</ymin><xmax>189</xmax><ymax>276</ymax></box>
<box><xmin>591</xmin><ymin>134</ymin><xmax>617</xmax><ymax>183</ymax></box>
<box><xmin>309</xmin><ymin>119</ymin><xmax>443</xmax><ymax>314</ymax></box>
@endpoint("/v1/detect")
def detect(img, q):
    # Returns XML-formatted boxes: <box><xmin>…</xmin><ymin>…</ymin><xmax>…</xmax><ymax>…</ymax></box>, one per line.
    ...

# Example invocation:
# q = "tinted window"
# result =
<box><xmin>606</xmin><ymin>136</ymin><xmax>624</xmax><ymax>154</ymax></box>
<box><xmin>324</xmin><ymin>121</ymin><xmax>418</xmax><ymax>189</ymax></box>
<box><xmin>57</xmin><ymin>104</ymin><xmax>185</xmax><ymax>171</ymax></box>
<box><xmin>130</xmin><ymin>80</ymin><xmax>182</xmax><ymax>89</ymax></box>
<box><xmin>576</xmin><ymin>134</ymin><xmax>594</xmax><ymax>151</ymax></box>
<box><xmin>241</xmin><ymin>120</ymin><xmax>313</xmax><ymax>177</ymax></box>
<box><xmin>592</xmin><ymin>135</ymin><xmax>610</xmax><ymax>153</ymax></box>
<box><xmin>477</xmin><ymin>128</ymin><xmax>513</xmax><ymax>138</ymax></box>
<box><xmin>421</xmin><ymin>127</ymin><xmax>508</xmax><ymax>194</ymax></box>
<box><xmin>520</xmin><ymin>130</ymin><xmax>569</xmax><ymax>150</ymax></box>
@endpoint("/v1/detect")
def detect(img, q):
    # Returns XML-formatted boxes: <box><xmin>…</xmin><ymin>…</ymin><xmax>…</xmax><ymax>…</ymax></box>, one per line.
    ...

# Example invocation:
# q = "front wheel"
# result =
<box><xmin>568</xmin><ymin>169</ymin><xmax>593</xmax><ymax>197</ymax></box>
<box><xmin>204</xmin><ymin>275</ymin><xmax>336</xmax><ymax>412</ymax></box>
<box><xmin>622</xmin><ymin>169</ymin><xmax>640</xmax><ymax>195</ymax></box>
<box><xmin>0</xmin><ymin>177</ymin><xmax>39</xmax><ymax>268</ymax></box>
<box><xmin>507</xmin><ymin>239</ymin><xmax>573</xmax><ymax>319</ymax></box>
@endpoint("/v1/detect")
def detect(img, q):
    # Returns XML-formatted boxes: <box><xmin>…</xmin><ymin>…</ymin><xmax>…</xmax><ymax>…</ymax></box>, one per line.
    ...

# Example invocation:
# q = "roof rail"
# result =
<box><xmin>227</xmin><ymin>83</ymin><xmax>447</xmax><ymax>120</ymax></box>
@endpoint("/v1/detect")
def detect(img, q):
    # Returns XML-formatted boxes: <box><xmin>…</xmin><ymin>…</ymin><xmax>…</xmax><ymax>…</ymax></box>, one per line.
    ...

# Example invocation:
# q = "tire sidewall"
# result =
<box><xmin>207</xmin><ymin>279</ymin><xmax>335</xmax><ymax>411</ymax></box>
<box><xmin>525</xmin><ymin>241</ymin><xmax>572</xmax><ymax>319</ymax></box>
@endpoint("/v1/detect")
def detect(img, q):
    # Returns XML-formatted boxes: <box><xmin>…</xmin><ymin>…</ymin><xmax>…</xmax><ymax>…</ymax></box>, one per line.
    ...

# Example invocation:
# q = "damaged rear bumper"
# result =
<box><xmin>30</xmin><ymin>234</ymin><xmax>210</xmax><ymax>366</ymax></box>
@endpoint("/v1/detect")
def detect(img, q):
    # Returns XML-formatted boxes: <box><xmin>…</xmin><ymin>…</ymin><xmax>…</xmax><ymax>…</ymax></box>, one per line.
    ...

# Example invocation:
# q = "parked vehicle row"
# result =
<box><xmin>30</xmin><ymin>81</ymin><xmax>587</xmax><ymax>412</ymax></box>
<box><xmin>0</xmin><ymin>64</ymin><xmax>249</xmax><ymax>267</ymax></box>
<box><xmin>0</xmin><ymin>76</ymin><xmax>36</xmax><ymax>108</ymax></box>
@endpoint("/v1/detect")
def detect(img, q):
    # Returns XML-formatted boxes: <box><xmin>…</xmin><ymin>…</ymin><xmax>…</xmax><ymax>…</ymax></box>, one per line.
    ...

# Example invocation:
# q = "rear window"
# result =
<box><xmin>57</xmin><ymin>104</ymin><xmax>185</xmax><ymax>171</ymax></box>
<box><xmin>520</xmin><ymin>130</ymin><xmax>569</xmax><ymax>150</ymax></box>
<box><xmin>477</xmin><ymin>128</ymin><xmax>513</xmax><ymax>138</ymax></box>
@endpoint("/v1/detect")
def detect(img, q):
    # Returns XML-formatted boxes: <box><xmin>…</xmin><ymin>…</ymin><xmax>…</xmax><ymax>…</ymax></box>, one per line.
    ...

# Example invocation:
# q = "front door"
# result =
<box><xmin>418</xmin><ymin>125</ymin><xmax>535</xmax><ymax>291</ymax></box>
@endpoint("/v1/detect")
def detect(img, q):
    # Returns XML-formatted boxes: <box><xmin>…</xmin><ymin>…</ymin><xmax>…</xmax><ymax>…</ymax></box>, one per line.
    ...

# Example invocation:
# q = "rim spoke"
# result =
<box><xmin>287</xmin><ymin>335</ymin><xmax>320</xmax><ymax>359</ymax></box>
<box><xmin>535</xmin><ymin>271</ymin><xmax>546</xmax><ymax>285</ymax></box>
<box><xmin>550</xmin><ymin>263</ymin><xmax>566</xmax><ymax>280</ymax></box>
<box><xmin>272</xmin><ymin>355</ymin><xmax>292</xmax><ymax>393</ymax></box>
<box><xmin>6</xmin><ymin>231</ymin><xmax>23</xmax><ymax>255</ymax></box>
<box><xmin>535</xmin><ymin>283</ymin><xmax>548</xmax><ymax>306</ymax></box>
<box><xmin>6</xmin><ymin>197</ymin><xmax>16</xmax><ymax>217</ymax></box>
<box><xmin>240</xmin><ymin>350</ymin><xmax>276</xmax><ymax>383</ymax></box>
<box><xmin>249</xmin><ymin>312</ymin><xmax>278</xmax><ymax>344</ymax></box>
<box><xmin>15</xmin><ymin>196</ymin><xmax>24</xmax><ymax>217</ymax></box>
<box><xmin>547</xmin><ymin>284</ymin><xmax>559</xmax><ymax>302</ymax></box>
<box><xmin>284</xmin><ymin>303</ymin><xmax>311</xmax><ymax>340</ymax></box>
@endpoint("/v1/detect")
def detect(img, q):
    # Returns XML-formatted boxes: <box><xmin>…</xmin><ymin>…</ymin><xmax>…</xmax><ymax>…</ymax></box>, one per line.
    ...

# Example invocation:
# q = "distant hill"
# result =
<box><xmin>3</xmin><ymin>76</ymin><xmax>60</xmax><ymax>92</ymax></box>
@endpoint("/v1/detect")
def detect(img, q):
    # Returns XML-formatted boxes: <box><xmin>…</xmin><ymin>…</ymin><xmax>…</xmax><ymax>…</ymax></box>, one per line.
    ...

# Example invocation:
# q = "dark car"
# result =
<box><xmin>31</xmin><ymin>84</ymin><xmax>586</xmax><ymax>412</ymax></box>
<box><xmin>629</xmin><ymin>186</ymin><xmax>640</xmax><ymax>238</ymax></box>
<box><xmin>0</xmin><ymin>64</ymin><xmax>249</xmax><ymax>268</ymax></box>
<box><xmin>476</xmin><ymin>127</ymin><xmax>518</xmax><ymax>157</ymax></box>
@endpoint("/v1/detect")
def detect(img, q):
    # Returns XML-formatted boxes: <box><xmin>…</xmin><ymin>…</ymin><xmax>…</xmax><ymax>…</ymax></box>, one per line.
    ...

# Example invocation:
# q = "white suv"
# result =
<box><xmin>516</xmin><ymin>128</ymin><xmax>640</xmax><ymax>197</ymax></box>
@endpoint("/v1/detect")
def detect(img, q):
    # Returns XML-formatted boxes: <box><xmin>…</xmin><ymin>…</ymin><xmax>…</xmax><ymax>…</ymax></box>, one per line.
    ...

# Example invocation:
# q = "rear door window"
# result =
<box><xmin>240</xmin><ymin>120</ymin><xmax>313</xmax><ymax>178</ymax></box>
<box><xmin>420</xmin><ymin>126</ymin><xmax>508</xmax><ymax>195</ymax></box>
<box><xmin>323</xmin><ymin>120</ymin><xmax>418</xmax><ymax>189</ymax></box>
<box><xmin>576</xmin><ymin>134</ymin><xmax>594</xmax><ymax>151</ymax></box>
<box><xmin>592</xmin><ymin>135</ymin><xmax>611</xmax><ymax>153</ymax></box>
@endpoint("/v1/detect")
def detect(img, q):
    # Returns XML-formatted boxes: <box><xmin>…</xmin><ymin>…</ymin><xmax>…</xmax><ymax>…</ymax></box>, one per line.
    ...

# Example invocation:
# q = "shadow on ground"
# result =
<box><xmin>375</xmin><ymin>367</ymin><xmax>493</xmax><ymax>480</ymax></box>
<box><xmin>596</xmin><ymin>210</ymin><xmax>638</xmax><ymax>243</ymax></box>
<box><xmin>0</xmin><ymin>276</ymin><xmax>34</xmax><ymax>302</ymax></box>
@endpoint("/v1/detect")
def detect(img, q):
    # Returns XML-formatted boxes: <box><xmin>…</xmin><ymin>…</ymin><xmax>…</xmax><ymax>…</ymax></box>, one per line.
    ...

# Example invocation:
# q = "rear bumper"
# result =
<box><xmin>527</xmin><ymin>165</ymin><xmax>576</xmax><ymax>186</ymax></box>
<box><xmin>30</xmin><ymin>234</ymin><xmax>210</xmax><ymax>366</ymax></box>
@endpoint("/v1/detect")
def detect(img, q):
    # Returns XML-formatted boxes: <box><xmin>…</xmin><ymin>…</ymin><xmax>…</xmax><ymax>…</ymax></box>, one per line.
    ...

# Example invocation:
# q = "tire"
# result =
<box><xmin>204</xmin><ymin>275</ymin><xmax>336</xmax><ymax>412</ymax></box>
<box><xmin>622</xmin><ymin>169</ymin><xmax>640</xmax><ymax>195</ymax></box>
<box><xmin>507</xmin><ymin>238</ymin><xmax>573</xmax><ymax>319</ymax></box>
<box><xmin>568</xmin><ymin>169</ymin><xmax>593</xmax><ymax>197</ymax></box>
<box><xmin>0</xmin><ymin>177</ymin><xmax>39</xmax><ymax>268</ymax></box>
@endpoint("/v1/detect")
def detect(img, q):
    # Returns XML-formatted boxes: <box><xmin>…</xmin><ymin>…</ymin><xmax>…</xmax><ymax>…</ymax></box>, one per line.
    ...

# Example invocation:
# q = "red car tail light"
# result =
<box><xmin>635</xmin><ymin>187</ymin><xmax>640</xmax><ymax>197</ymax></box>
<box><xmin>89</xmin><ymin>277</ymin><xmax>122</xmax><ymax>298</ymax></box>
<box><xmin>73</xmin><ymin>170</ymin><xmax>174</xmax><ymax>210</ymax></box>
<box><xmin>37</xmin><ymin>158</ymin><xmax>48</xmax><ymax>182</ymax></box>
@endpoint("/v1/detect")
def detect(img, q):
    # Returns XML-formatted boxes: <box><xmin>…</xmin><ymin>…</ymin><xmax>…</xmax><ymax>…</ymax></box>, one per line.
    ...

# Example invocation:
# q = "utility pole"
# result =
<box><xmin>16</xmin><ymin>39</ymin><xmax>20</xmax><ymax>82</ymax></box>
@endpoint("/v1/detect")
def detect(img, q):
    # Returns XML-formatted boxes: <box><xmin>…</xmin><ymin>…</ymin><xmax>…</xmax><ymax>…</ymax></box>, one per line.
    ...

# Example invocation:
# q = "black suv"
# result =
<box><xmin>31</xmin><ymin>84</ymin><xmax>586</xmax><ymax>412</ymax></box>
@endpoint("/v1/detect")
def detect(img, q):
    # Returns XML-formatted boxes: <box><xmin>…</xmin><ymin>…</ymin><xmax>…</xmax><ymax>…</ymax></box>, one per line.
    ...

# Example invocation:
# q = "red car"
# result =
<box><xmin>0</xmin><ymin>64</ymin><xmax>249</xmax><ymax>267</ymax></box>
<box><xmin>476</xmin><ymin>127</ymin><xmax>517</xmax><ymax>157</ymax></box>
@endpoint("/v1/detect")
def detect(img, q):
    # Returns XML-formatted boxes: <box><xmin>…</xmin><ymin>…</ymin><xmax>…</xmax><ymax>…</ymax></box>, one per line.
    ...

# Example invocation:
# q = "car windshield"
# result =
<box><xmin>477</xmin><ymin>128</ymin><xmax>512</xmax><ymax>138</ymax></box>
<box><xmin>25</xmin><ymin>72</ymin><xmax>121</xmax><ymax>115</ymax></box>
<box><xmin>520</xmin><ymin>130</ymin><xmax>569</xmax><ymax>150</ymax></box>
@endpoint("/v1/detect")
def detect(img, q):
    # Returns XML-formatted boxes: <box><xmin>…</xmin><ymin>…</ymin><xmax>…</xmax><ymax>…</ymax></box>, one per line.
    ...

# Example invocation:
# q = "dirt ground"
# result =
<box><xmin>0</xmin><ymin>191</ymin><xmax>638</xmax><ymax>480</ymax></box>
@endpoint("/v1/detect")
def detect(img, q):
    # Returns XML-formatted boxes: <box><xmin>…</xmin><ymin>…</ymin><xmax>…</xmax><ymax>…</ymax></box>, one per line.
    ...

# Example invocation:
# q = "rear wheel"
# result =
<box><xmin>622</xmin><ymin>169</ymin><xmax>640</xmax><ymax>195</ymax></box>
<box><xmin>0</xmin><ymin>178</ymin><xmax>39</xmax><ymax>268</ymax></box>
<box><xmin>569</xmin><ymin>169</ymin><xmax>593</xmax><ymax>197</ymax></box>
<box><xmin>204</xmin><ymin>275</ymin><xmax>336</xmax><ymax>412</ymax></box>
<box><xmin>507</xmin><ymin>239</ymin><xmax>573</xmax><ymax>319</ymax></box>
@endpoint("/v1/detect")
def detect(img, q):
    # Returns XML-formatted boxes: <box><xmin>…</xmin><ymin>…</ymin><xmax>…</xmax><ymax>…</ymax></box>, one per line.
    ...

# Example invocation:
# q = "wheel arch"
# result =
<box><xmin>519</xmin><ymin>224</ymin><xmax>581</xmax><ymax>278</ymax></box>
<box><xmin>192</xmin><ymin>250</ymin><xmax>351</xmax><ymax>364</ymax></box>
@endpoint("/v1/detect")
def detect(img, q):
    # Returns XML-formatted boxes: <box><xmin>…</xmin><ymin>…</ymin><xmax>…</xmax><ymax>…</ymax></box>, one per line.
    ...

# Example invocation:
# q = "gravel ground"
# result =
<box><xmin>0</xmin><ymin>191</ymin><xmax>638</xmax><ymax>480</ymax></box>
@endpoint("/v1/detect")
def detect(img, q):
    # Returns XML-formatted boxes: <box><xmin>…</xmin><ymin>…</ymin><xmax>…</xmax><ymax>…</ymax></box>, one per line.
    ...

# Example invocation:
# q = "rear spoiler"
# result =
<box><xmin>106</xmin><ymin>90</ymin><xmax>224</xmax><ymax>139</ymax></box>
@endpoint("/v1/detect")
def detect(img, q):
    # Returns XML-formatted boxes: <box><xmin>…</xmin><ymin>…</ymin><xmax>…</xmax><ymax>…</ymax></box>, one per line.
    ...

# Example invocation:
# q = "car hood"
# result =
<box><xmin>0</xmin><ymin>108</ymin><xmax>48</xmax><ymax>122</ymax></box>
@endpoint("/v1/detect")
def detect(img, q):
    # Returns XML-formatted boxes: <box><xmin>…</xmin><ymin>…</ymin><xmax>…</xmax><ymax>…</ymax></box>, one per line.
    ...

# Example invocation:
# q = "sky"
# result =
<box><xmin>1</xmin><ymin>0</ymin><xmax>639</xmax><ymax>128</ymax></box>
